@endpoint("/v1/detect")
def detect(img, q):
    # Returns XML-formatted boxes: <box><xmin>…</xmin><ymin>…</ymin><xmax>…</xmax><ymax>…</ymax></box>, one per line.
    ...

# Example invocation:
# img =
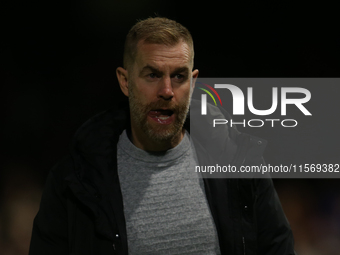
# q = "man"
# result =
<box><xmin>29</xmin><ymin>17</ymin><xmax>296</xmax><ymax>254</ymax></box>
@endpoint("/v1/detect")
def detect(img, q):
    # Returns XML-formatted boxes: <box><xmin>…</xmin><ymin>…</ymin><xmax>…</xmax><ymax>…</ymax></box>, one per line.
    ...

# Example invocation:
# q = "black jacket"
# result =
<box><xmin>29</xmin><ymin>100</ymin><xmax>296</xmax><ymax>255</ymax></box>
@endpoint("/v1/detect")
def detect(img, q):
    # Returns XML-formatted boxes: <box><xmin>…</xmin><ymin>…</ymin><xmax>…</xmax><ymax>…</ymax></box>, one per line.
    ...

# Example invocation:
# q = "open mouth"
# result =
<box><xmin>148</xmin><ymin>109</ymin><xmax>175</xmax><ymax>124</ymax></box>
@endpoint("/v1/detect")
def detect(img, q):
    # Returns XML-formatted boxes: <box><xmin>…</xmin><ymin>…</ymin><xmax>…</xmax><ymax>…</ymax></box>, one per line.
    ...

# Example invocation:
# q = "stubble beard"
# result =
<box><xmin>128</xmin><ymin>82</ymin><xmax>190</xmax><ymax>143</ymax></box>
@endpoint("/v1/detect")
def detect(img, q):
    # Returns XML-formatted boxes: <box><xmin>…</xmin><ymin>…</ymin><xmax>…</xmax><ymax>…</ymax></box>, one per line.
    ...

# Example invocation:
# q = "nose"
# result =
<box><xmin>158</xmin><ymin>77</ymin><xmax>174</xmax><ymax>100</ymax></box>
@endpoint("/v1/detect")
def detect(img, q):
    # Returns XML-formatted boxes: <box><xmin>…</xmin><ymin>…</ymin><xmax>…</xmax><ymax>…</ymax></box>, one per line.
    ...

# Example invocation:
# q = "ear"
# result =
<box><xmin>191</xmin><ymin>69</ymin><xmax>199</xmax><ymax>90</ymax></box>
<box><xmin>116</xmin><ymin>67</ymin><xmax>129</xmax><ymax>97</ymax></box>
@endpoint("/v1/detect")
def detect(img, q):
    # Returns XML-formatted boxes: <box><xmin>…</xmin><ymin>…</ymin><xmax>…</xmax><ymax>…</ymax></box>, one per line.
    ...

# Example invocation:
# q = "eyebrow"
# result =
<box><xmin>139</xmin><ymin>64</ymin><xmax>190</xmax><ymax>76</ymax></box>
<box><xmin>140</xmin><ymin>65</ymin><xmax>161</xmax><ymax>75</ymax></box>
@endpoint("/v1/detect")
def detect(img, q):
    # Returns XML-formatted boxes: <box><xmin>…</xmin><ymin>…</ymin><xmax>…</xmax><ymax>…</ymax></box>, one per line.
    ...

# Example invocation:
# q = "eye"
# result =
<box><xmin>173</xmin><ymin>74</ymin><xmax>187</xmax><ymax>82</ymax></box>
<box><xmin>148</xmin><ymin>73</ymin><xmax>158</xmax><ymax>79</ymax></box>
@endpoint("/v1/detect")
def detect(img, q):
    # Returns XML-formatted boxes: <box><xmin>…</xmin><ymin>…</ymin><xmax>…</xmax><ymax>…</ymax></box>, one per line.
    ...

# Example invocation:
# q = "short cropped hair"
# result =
<box><xmin>123</xmin><ymin>17</ymin><xmax>194</xmax><ymax>71</ymax></box>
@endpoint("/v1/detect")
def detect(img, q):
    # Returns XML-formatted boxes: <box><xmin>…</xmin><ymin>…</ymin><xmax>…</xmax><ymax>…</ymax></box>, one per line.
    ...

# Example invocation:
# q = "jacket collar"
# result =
<box><xmin>64</xmin><ymin>99</ymin><xmax>265</xmax><ymax>241</ymax></box>
<box><xmin>67</xmin><ymin>98</ymin><xmax>242</xmax><ymax>187</ymax></box>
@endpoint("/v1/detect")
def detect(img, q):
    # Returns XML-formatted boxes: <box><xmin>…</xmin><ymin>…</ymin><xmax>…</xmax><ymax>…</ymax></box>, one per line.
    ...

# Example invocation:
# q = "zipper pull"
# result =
<box><xmin>113</xmin><ymin>233</ymin><xmax>120</xmax><ymax>251</ymax></box>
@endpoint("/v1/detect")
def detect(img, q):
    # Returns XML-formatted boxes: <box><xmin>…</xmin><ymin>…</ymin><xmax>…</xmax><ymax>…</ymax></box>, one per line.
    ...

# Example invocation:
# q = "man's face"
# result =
<box><xmin>126</xmin><ymin>41</ymin><xmax>198</xmax><ymax>150</ymax></box>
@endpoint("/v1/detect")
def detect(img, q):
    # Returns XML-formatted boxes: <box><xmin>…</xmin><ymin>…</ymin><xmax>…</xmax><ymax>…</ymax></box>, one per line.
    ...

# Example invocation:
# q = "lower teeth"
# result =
<box><xmin>158</xmin><ymin>116</ymin><xmax>170</xmax><ymax>120</ymax></box>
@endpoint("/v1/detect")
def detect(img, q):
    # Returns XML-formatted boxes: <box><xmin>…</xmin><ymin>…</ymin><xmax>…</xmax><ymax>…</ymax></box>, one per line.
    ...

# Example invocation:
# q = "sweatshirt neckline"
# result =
<box><xmin>117</xmin><ymin>130</ymin><xmax>190</xmax><ymax>163</ymax></box>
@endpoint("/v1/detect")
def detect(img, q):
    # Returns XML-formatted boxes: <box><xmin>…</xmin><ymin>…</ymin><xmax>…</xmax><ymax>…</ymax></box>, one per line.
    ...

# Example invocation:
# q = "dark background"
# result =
<box><xmin>2</xmin><ymin>1</ymin><xmax>340</xmax><ymax>254</ymax></box>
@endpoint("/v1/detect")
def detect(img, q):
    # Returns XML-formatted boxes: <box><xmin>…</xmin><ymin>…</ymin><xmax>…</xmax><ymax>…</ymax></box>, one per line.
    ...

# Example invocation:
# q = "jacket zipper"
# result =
<box><xmin>234</xmin><ymin>134</ymin><xmax>249</xmax><ymax>255</ymax></box>
<box><xmin>242</xmin><ymin>236</ymin><xmax>246</xmax><ymax>255</ymax></box>
<box><xmin>231</xmin><ymin>133</ymin><xmax>250</xmax><ymax>167</ymax></box>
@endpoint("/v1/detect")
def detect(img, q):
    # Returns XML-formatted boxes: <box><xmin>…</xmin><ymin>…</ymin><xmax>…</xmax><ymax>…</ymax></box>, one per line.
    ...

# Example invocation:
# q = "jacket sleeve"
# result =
<box><xmin>254</xmin><ymin>177</ymin><xmax>297</xmax><ymax>255</ymax></box>
<box><xmin>29</xmin><ymin>158</ymin><xmax>70</xmax><ymax>255</ymax></box>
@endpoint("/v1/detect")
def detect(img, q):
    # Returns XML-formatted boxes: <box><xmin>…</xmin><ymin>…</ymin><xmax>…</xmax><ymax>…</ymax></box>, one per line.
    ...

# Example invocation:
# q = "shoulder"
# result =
<box><xmin>189</xmin><ymin>99</ymin><xmax>267</xmax><ymax>168</ymax></box>
<box><xmin>43</xmin><ymin>155</ymin><xmax>74</xmax><ymax>196</ymax></box>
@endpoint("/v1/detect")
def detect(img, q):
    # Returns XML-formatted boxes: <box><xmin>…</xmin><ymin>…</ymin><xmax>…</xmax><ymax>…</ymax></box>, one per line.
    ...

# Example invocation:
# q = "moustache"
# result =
<box><xmin>144</xmin><ymin>100</ymin><xmax>184</xmax><ymax>114</ymax></box>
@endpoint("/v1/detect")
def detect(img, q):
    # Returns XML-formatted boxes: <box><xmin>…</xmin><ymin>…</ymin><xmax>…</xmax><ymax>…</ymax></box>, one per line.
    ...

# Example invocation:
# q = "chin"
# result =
<box><xmin>144</xmin><ymin>123</ymin><xmax>182</xmax><ymax>143</ymax></box>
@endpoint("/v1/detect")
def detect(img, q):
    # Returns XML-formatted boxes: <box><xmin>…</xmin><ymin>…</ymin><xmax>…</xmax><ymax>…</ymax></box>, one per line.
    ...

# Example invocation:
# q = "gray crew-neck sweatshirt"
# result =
<box><xmin>117</xmin><ymin>130</ymin><xmax>221</xmax><ymax>254</ymax></box>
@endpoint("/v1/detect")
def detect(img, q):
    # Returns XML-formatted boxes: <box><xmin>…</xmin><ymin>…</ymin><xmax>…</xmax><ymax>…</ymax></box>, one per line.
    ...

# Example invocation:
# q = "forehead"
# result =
<box><xmin>134</xmin><ymin>41</ymin><xmax>192</xmax><ymax>70</ymax></box>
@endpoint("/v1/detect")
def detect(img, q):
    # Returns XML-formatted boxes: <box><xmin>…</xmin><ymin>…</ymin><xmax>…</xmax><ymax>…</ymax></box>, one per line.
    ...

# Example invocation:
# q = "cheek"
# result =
<box><xmin>136</xmin><ymin>88</ymin><xmax>154</xmax><ymax>104</ymax></box>
<box><xmin>176</xmin><ymin>85</ymin><xmax>191</xmax><ymax>101</ymax></box>
<box><xmin>134</xmin><ymin>80</ymin><xmax>158</xmax><ymax>102</ymax></box>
